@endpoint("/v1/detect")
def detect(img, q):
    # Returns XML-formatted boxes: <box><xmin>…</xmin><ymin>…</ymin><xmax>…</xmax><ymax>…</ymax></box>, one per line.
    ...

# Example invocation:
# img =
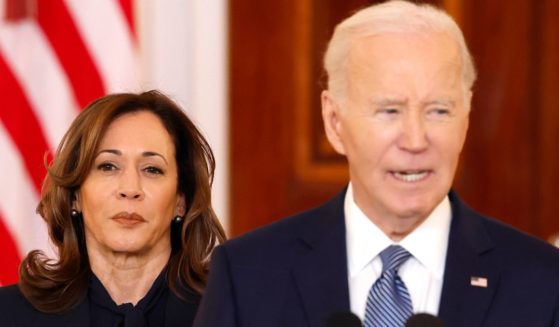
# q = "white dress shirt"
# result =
<box><xmin>345</xmin><ymin>183</ymin><xmax>451</xmax><ymax>321</ymax></box>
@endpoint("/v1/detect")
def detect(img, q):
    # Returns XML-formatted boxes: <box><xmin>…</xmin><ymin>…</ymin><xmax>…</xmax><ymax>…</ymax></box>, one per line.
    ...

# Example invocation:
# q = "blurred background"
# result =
<box><xmin>1</xmin><ymin>0</ymin><xmax>558</xmax><ymax>285</ymax></box>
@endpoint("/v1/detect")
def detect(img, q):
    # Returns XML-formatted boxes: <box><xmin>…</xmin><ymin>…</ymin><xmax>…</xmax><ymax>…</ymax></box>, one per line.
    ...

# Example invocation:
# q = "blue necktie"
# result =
<box><xmin>364</xmin><ymin>245</ymin><xmax>413</xmax><ymax>327</ymax></box>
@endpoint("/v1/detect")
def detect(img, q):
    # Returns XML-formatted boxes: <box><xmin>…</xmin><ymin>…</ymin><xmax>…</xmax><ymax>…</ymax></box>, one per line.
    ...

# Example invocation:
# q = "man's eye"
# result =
<box><xmin>144</xmin><ymin>166</ymin><xmax>164</xmax><ymax>175</ymax></box>
<box><xmin>97</xmin><ymin>163</ymin><xmax>117</xmax><ymax>171</ymax></box>
<box><xmin>377</xmin><ymin>108</ymin><xmax>399</xmax><ymax>115</ymax></box>
<box><xmin>428</xmin><ymin>108</ymin><xmax>451</xmax><ymax>118</ymax></box>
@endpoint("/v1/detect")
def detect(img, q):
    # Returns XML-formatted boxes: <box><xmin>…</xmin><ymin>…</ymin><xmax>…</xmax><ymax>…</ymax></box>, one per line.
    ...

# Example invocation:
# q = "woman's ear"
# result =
<box><xmin>176</xmin><ymin>194</ymin><xmax>186</xmax><ymax>217</ymax></box>
<box><xmin>72</xmin><ymin>191</ymin><xmax>82</xmax><ymax>211</ymax></box>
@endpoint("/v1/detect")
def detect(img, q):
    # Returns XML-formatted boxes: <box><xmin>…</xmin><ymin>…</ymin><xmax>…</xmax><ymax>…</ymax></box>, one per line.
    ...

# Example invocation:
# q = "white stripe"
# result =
<box><xmin>0</xmin><ymin>124</ymin><xmax>54</xmax><ymax>258</ymax></box>
<box><xmin>65</xmin><ymin>0</ymin><xmax>140</xmax><ymax>93</ymax></box>
<box><xmin>0</xmin><ymin>20</ymin><xmax>79</xmax><ymax>150</ymax></box>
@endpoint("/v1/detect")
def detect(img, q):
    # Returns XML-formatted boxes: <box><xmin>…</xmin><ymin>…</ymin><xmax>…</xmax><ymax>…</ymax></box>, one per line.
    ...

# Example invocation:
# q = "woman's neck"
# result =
<box><xmin>88</xmin><ymin>244</ymin><xmax>171</xmax><ymax>306</ymax></box>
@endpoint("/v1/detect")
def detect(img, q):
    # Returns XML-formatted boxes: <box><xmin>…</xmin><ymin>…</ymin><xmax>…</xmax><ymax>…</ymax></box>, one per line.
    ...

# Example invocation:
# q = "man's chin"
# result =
<box><xmin>390</xmin><ymin>196</ymin><xmax>440</xmax><ymax>221</ymax></box>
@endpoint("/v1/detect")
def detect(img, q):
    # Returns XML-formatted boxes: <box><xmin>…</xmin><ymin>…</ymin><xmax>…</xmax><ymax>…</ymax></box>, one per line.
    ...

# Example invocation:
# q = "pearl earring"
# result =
<box><xmin>173</xmin><ymin>215</ymin><xmax>183</xmax><ymax>223</ymax></box>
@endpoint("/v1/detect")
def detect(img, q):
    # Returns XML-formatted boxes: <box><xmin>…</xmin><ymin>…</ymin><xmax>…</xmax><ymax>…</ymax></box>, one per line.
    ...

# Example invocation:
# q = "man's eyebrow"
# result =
<box><xmin>423</xmin><ymin>98</ymin><xmax>456</xmax><ymax>106</ymax></box>
<box><xmin>371</xmin><ymin>97</ymin><xmax>408</xmax><ymax>106</ymax></box>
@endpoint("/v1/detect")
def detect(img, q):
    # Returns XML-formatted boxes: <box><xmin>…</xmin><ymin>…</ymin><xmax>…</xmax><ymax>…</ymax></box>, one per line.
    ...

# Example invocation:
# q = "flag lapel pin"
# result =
<box><xmin>470</xmin><ymin>276</ymin><xmax>488</xmax><ymax>288</ymax></box>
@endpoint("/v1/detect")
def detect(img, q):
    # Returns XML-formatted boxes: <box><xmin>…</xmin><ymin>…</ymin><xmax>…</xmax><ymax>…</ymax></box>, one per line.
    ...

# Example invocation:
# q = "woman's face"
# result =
<box><xmin>77</xmin><ymin>111</ymin><xmax>185</xmax><ymax>257</ymax></box>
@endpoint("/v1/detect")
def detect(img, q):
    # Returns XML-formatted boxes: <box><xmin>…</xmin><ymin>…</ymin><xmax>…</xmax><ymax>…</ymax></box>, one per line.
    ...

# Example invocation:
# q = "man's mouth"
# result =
<box><xmin>391</xmin><ymin>170</ymin><xmax>430</xmax><ymax>182</ymax></box>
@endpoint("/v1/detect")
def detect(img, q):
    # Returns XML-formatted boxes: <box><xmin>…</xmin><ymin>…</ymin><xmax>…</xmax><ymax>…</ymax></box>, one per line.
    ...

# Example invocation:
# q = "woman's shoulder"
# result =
<box><xmin>165</xmin><ymin>285</ymin><xmax>201</xmax><ymax>327</ymax></box>
<box><xmin>0</xmin><ymin>284</ymin><xmax>90</xmax><ymax>326</ymax></box>
<box><xmin>0</xmin><ymin>284</ymin><xmax>37</xmax><ymax>325</ymax></box>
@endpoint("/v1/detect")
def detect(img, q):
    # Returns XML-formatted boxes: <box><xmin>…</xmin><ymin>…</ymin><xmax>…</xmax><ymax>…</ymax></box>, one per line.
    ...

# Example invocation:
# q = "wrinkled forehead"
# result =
<box><xmin>346</xmin><ymin>32</ymin><xmax>463</xmax><ymax>84</ymax></box>
<box><xmin>348</xmin><ymin>30</ymin><xmax>462</xmax><ymax>66</ymax></box>
<box><xmin>344</xmin><ymin>32</ymin><xmax>467</xmax><ymax>105</ymax></box>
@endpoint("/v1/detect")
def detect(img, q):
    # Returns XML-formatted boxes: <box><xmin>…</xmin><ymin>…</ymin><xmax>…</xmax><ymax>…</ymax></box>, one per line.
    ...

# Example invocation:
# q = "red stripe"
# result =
<box><xmin>117</xmin><ymin>0</ymin><xmax>136</xmax><ymax>41</ymax></box>
<box><xmin>36</xmin><ymin>0</ymin><xmax>105</xmax><ymax>108</ymax></box>
<box><xmin>0</xmin><ymin>54</ymin><xmax>49</xmax><ymax>192</ymax></box>
<box><xmin>0</xmin><ymin>212</ymin><xmax>21</xmax><ymax>285</ymax></box>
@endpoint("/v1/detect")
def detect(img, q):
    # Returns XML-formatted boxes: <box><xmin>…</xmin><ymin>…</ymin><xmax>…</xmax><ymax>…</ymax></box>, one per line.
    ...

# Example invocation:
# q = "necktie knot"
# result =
<box><xmin>380</xmin><ymin>245</ymin><xmax>411</xmax><ymax>274</ymax></box>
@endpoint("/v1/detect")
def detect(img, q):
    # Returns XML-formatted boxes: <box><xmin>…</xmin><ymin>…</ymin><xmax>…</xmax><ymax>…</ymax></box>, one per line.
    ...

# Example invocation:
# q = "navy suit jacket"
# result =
<box><xmin>0</xmin><ymin>283</ymin><xmax>198</xmax><ymax>327</ymax></box>
<box><xmin>194</xmin><ymin>190</ymin><xmax>559</xmax><ymax>327</ymax></box>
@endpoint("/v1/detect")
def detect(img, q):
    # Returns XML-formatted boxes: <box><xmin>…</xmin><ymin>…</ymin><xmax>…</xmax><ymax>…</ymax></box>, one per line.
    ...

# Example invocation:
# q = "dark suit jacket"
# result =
<box><xmin>194</xmin><ymin>190</ymin><xmax>559</xmax><ymax>327</ymax></box>
<box><xmin>0</xmin><ymin>283</ymin><xmax>198</xmax><ymax>326</ymax></box>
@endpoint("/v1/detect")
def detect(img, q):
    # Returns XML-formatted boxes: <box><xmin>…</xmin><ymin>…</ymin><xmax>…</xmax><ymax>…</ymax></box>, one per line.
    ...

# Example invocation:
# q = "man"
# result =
<box><xmin>195</xmin><ymin>1</ymin><xmax>559</xmax><ymax>326</ymax></box>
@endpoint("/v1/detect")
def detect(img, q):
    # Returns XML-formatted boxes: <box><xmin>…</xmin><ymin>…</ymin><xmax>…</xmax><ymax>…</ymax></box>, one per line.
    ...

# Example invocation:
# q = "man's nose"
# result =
<box><xmin>398</xmin><ymin>114</ymin><xmax>429</xmax><ymax>153</ymax></box>
<box><xmin>117</xmin><ymin>170</ymin><xmax>144</xmax><ymax>200</ymax></box>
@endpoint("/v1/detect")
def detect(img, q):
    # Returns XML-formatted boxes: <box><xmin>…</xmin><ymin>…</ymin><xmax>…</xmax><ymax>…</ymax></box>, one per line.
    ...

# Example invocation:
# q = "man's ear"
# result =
<box><xmin>176</xmin><ymin>194</ymin><xmax>186</xmax><ymax>217</ymax></box>
<box><xmin>321</xmin><ymin>90</ymin><xmax>347</xmax><ymax>155</ymax></box>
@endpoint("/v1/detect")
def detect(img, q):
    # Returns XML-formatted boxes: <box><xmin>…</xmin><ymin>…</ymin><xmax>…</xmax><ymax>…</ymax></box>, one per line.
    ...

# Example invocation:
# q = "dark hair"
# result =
<box><xmin>19</xmin><ymin>90</ymin><xmax>226</xmax><ymax>313</ymax></box>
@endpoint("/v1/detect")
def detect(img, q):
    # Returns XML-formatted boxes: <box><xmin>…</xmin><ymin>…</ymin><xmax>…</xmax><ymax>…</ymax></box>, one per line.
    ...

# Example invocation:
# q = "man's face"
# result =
<box><xmin>322</xmin><ymin>32</ymin><xmax>470</xmax><ymax>230</ymax></box>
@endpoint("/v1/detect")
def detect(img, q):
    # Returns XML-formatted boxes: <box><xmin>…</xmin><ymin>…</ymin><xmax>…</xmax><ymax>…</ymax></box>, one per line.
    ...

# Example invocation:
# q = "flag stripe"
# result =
<box><xmin>0</xmin><ymin>122</ymin><xmax>47</xmax><ymax>259</ymax></box>
<box><xmin>37</xmin><ymin>0</ymin><xmax>105</xmax><ymax>108</ymax></box>
<box><xmin>0</xmin><ymin>53</ymin><xmax>49</xmax><ymax>191</ymax></box>
<box><xmin>0</xmin><ymin>212</ymin><xmax>20</xmax><ymax>286</ymax></box>
<box><xmin>0</xmin><ymin>20</ymin><xmax>80</xmax><ymax>150</ymax></box>
<box><xmin>65</xmin><ymin>0</ymin><xmax>139</xmax><ymax>93</ymax></box>
<box><xmin>117</xmin><ymin>0</ymin><xmax>135</xmax><ymax>41</ymax></box>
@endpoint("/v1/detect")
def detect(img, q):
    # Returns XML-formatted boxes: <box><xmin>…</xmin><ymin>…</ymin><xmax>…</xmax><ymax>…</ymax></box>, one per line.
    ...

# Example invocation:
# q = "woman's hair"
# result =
<box><xmin>18</xmin><ymin>90</ymin><xmax>226</xmax><ymax>313</ymax></box>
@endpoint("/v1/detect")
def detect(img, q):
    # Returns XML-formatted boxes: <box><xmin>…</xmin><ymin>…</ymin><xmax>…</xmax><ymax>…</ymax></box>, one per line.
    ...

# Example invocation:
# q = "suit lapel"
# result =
<box><xmin>291</xmin><ymin>190</ymin><xmax>351</xmax><ymax>327</ymax></box>
<box><xmin>438</xmin><ymin>192</ymin><xmax>500</xmax><ymax>327</ymax></box>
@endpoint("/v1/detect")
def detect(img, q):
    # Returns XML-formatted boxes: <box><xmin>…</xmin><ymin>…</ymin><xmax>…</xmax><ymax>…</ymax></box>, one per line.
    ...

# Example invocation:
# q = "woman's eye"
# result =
<box><xmin>97</xmin><ymin>162</ymin><xmax>117</xmax><ymax>171</ymax></box>
<box><xmin>144</xmin><ymin>166</ymin><xmax>164</xmax><ymax>175</ymax></box>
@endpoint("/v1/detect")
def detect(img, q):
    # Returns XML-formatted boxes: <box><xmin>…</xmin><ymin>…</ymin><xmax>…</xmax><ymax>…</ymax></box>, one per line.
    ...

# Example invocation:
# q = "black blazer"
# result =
<box><xmin>0</xmin><ymin>283</ymin><xmax>198</xmax><ymax>326</ymax></box>
<box><xmin>194</xmin><ymin>190</ymin><xmax>559</xmax><ymax>327</ymax></box>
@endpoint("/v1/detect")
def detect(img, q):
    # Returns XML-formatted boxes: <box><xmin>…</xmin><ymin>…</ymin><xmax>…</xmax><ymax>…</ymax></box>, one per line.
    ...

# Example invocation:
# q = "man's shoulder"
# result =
<box><xmin>453</xmin><ymin>194</ymin><xmax>559</xmax><ymax>270</ymax></box>
<box><xmin>221</xmin><ymin>190</ymin><xmax>346</xmax><ymax>264</ymax></box>
<box><xmin>482</xmin><ymin>214</ymin><xmax>559</xmax><ymax>265</ymax></box>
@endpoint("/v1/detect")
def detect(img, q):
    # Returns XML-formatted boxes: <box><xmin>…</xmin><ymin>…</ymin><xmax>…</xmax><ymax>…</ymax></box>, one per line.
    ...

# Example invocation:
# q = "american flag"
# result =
<box><xmin>0</xmin><ymin>0</ymin><xmax>139</xmax><ymax>285</ymax></box>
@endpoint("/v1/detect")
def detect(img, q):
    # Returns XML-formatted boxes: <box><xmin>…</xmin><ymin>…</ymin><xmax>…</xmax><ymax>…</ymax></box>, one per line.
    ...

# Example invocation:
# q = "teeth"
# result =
<box><xmin>393</xmin><ymin>171</ymin><xmax>428</xmax><ymax>182</ymax></box>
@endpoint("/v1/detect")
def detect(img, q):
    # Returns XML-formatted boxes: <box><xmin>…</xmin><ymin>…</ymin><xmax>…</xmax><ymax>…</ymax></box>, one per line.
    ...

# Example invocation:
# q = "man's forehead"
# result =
<box><xmin>346</xmin><ymin>32</ymin><xmax>463</xmax><ymax>78</ymax></box>
<box><xmin>348</xmin><ymin>30</ymin><xmax>460</xmax><ymax>58</ymax></box>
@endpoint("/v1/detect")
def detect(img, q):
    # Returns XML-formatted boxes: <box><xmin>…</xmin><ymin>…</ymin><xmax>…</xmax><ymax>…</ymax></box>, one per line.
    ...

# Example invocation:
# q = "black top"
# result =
<box><xmin>89</xmin><ymin>269</ymin><xmax>168</xmax><ymax>327</ymax></box>
<box><xmin>0</xmin><ymin>269</ymin><xmax>199</xmax><ymax>327</ymax></box>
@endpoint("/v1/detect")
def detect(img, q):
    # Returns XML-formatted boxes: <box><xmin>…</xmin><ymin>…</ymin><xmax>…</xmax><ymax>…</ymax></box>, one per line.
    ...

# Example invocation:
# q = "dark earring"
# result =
<box><xmin>71</xmin><ymin>209</ymin><xmax>80</xmax><ymax>218</ymax></box>
<box><xmin>173</xmin><ymin>215</ymin><xmax>183</xmax><ymax>223</ymax></box>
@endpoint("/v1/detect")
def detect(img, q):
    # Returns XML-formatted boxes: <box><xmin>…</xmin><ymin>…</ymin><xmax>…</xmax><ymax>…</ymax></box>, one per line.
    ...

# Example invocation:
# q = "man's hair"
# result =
<box><xmin>323</xmin><ymin>0</ymin><xmax>476</xmax><ymax>105</ymax></box>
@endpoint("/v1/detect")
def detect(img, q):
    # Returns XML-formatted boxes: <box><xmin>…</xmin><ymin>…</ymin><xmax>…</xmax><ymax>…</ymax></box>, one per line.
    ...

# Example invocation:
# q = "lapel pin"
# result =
<box><xmin>470</xmin><ymin>276</ymin><xmax>488</xmax><ymax>288</ymax></box>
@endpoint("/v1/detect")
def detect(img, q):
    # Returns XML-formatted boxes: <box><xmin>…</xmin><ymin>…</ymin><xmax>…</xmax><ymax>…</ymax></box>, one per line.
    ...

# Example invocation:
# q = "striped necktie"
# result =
<box><xmin>364</xmin><ymin>245</ymin><xmax>413</xmax><ymax>327</ymax></box>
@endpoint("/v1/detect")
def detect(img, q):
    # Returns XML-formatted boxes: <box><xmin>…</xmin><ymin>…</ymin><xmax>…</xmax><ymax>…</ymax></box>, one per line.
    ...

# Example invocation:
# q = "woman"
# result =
<box><xmin>0</xmin><ymin>90</ymin><xmax>226</xmax><ymax>326</ymax></box>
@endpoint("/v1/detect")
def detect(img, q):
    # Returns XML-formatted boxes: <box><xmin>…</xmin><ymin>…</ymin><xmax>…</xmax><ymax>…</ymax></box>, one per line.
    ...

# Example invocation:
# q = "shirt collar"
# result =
<box><xmin>345</xmin><ymin>183</ymin><xmax>451</xmax><ymax>279</ymax></box>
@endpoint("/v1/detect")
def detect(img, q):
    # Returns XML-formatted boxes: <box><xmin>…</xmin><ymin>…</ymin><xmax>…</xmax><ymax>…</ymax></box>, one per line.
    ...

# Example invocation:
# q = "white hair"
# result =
<box><xmin>323</xmin><ymin>0</ymin><xmax>476</xmax><ymax>105</ymax></box>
